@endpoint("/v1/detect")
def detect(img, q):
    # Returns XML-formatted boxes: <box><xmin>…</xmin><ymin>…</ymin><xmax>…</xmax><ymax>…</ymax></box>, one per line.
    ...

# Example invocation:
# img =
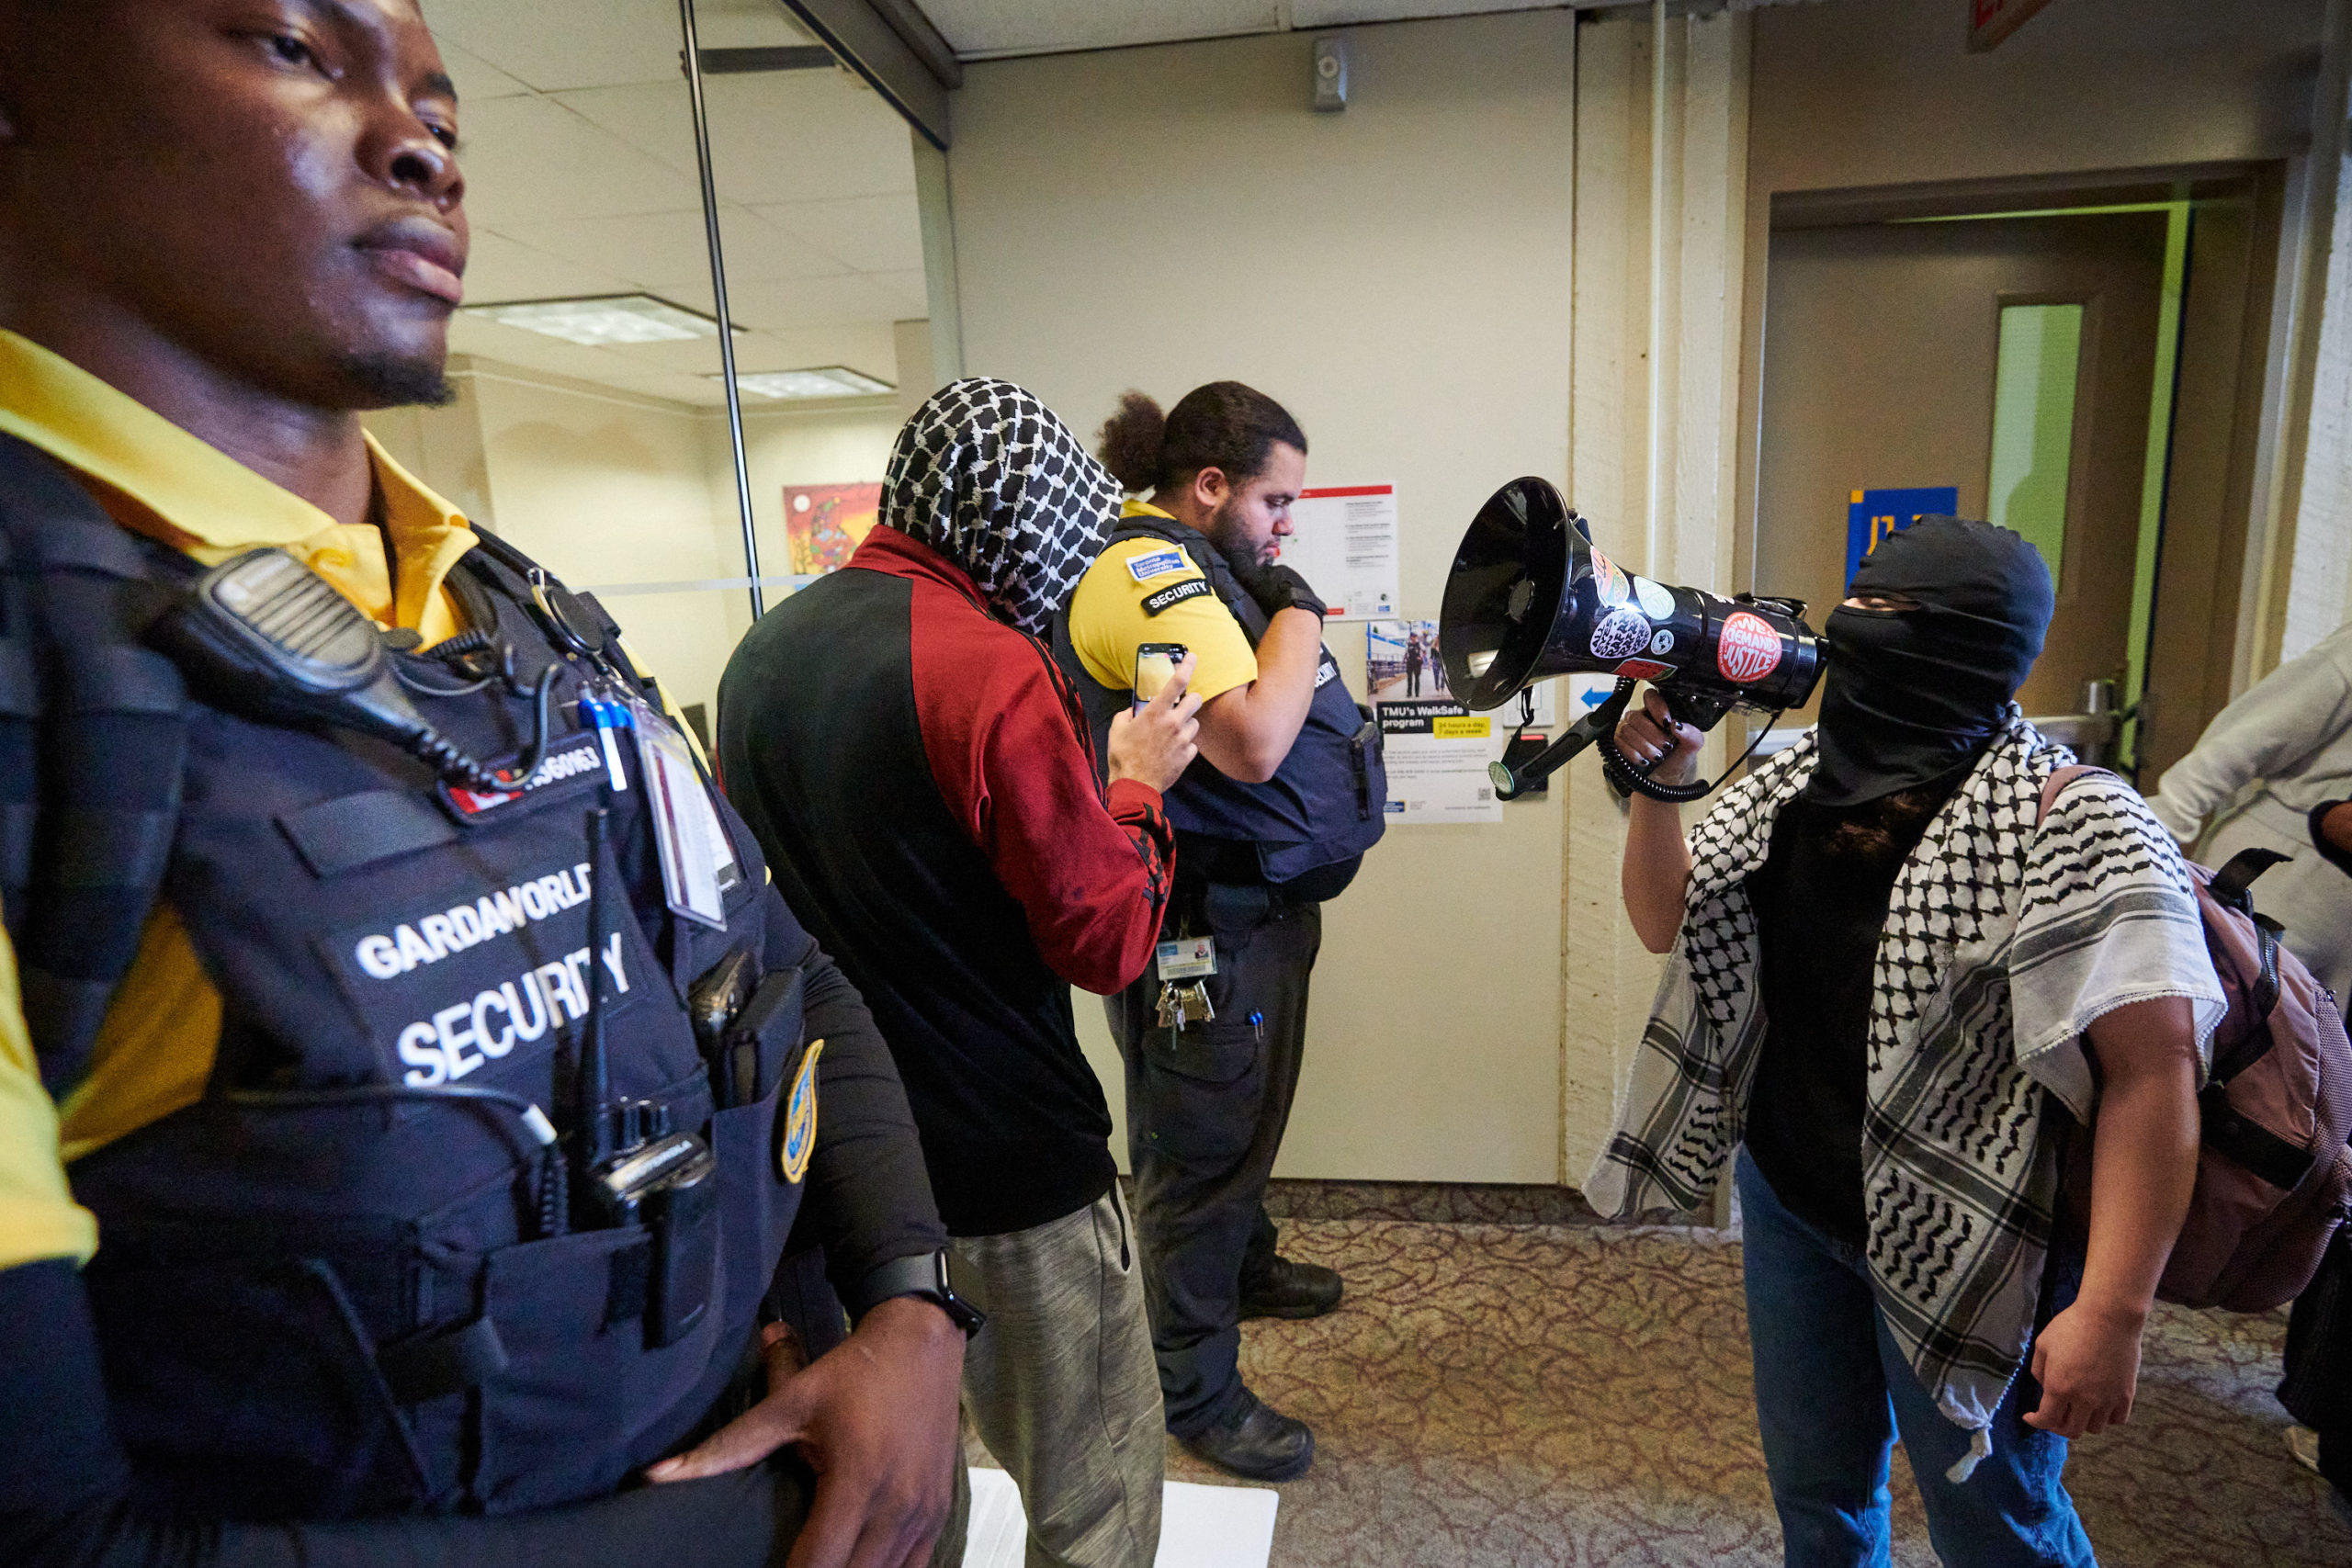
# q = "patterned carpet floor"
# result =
<box><xmin>1132</xmin><ymin>1214</ymin><xmax>2352</xmax><ymax>1568</ymax></box>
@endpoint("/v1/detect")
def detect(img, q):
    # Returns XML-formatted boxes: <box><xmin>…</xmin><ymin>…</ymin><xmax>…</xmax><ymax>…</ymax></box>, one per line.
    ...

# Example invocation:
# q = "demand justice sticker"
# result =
<box><xmin>1715</xmin><ymin>612</ymin><xmax>1782</xmax><ymax>684</ymax></box>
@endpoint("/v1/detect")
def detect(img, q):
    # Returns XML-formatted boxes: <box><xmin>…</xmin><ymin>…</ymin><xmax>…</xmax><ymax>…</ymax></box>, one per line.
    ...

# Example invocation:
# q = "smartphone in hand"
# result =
<box><xmin>1134</xmin><ymin>642</ymin><xmax>1187</xmax><ymax>712</ymax></box>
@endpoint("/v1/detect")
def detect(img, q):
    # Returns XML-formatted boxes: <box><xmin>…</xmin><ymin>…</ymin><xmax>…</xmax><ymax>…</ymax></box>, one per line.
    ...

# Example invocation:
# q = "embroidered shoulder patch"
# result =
<box><xmin>1143</xmin><ymin>578</ymin><xmax>1215</xmax><ymax>616</ymax></box>
<box><xmin>1126</xmin><ymin>547</ymin><xmax>1190</xmax><ymax>582</ymax></box>
<box><xmin>779</xmin><ymin>1039</ymin><xmax>824</xmax><ymax>1184</ymax></box>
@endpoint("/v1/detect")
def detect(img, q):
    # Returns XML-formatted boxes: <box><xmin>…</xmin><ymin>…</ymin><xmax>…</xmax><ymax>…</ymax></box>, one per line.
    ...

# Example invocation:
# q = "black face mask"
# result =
<box><xmin>1807</xmin><ymin>516</ymin><xmax>2054</xmax><ymax>807</ymax></box>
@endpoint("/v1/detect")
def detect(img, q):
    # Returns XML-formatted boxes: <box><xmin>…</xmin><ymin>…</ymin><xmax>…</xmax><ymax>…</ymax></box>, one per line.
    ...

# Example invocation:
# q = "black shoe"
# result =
<box><xmin>1238</xmin><ymin>1254</ymin><xmax>1342</xmax><ymax>1320</ymax></box>
<box><xmin>1182</xmin><ymin>1390</ymin><xmax>1315</xmax><ymax>1481</ymax></box>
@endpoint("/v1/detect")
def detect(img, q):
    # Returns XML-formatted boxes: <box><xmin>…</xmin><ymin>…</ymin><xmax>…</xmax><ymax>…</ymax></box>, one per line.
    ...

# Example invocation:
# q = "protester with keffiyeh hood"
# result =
<box><xmin>1603</xmin><ymin>516</ymin><xmax>2220</xmax><ymax>1567</ymax></box>
<box><xmin>718</xmin><ymin>377</ymin><xmax>1202</xmax><ymax>1568</ymax></box>
<box><xmin>881</xmin><ymin>378</ymin><xmax>1125</xmax><ymax>636</ymax></box>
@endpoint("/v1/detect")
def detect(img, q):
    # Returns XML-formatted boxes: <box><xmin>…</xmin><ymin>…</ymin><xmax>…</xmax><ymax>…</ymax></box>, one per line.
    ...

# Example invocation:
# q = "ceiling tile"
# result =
<box><xmin>917</xmin><ymin>0</ymin><xmax>1284</xmax><ymax>58</ymax></box>
<box><xmin>602</xmin><ymin>371</ymin><xmax>737</xmax><ymax>407</ymax></box>
<box><xmin>457</xmin><ymin>96</ymin><xmax>705</xmax><ymax>225</ymax></box>
<box><xmin>460</xmin><ymin>230</ymin><xmax>636</xmax><ymax>304</ymax></box>
<box><xmin>434</xmin><ymin>38</ymin><xmax>534</xmax><ymax>101</ymax></box>
<box><xmin>496</xmin><ymin>206</ymin><xmax>847</xmax><ymax>293</ymax></box>
<box><xmin>692</xmin><ymin>0</ymin><xmax>821</xmax><ymax>50</ymax></box>
<box><xmin>733</xmin><ymin>321</ymin><xmax>905</xmax><ymax>374</ymax></box>
<box><xmin>718</xmin><ymin>272</ymin><xmax>913</xmax><ymax>333</ymax></box>
<box><xmin>595</xmin><ymin>333</ymin><xmax>746</xmax><ymax>374</ymax></box>
<box><xmin>1290</xmin><ymin>0</ymin><xmax>1557</xmax><ymax>24</ymax></box>
<box><xmin>861</xmin><ymin>268</ymin><xmax>932</xmax><ymax>316</ymax></box>
<box><xmin>754</xmin><ymin>194</ymin><xmax>925</xmax><ymax>275</ymax></box>
<box><xmin>555</xmin><ymin>73</ymin><xmax>915</xmax><ymax>205</ymax></box>
<box><xmin>424</xmin><ymin>0</ymin><xmax>689</xmax><ymax>92</ymax></box>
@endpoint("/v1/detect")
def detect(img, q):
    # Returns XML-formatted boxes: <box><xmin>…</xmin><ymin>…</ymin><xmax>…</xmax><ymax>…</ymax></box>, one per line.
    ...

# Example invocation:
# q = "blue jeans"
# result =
<box><xmin>1736</xmin><ymin>1149</ymin><xmax>2096</xmax><ymax>1568</ymax></box>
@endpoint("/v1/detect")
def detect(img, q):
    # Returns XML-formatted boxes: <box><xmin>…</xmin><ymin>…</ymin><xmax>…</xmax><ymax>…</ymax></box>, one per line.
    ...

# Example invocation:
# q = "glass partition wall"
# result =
<box><xmin>368</xmin><ymin>0</ymin><xmax>932</xmax><ymax>743</ymax></box>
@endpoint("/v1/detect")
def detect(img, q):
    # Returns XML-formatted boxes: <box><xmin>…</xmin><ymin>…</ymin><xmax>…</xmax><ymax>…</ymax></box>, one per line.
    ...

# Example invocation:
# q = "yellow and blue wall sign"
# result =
<box><xmin>1846</xmin><ymin>487</ymin><xmax>1958</xmax><ymax>584</ymax></box>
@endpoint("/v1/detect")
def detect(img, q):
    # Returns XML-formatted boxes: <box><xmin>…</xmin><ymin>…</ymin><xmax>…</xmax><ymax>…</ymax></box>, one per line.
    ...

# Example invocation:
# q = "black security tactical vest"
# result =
<box><xmin>1052</xmin><ymin>515</ymin><xmax>1385</xmax><ymax>893</ymax></box>
<box><xmin>0</xmin><ymin>434</ymin><xmax>812</xmax><ymax>1521</ymax></box>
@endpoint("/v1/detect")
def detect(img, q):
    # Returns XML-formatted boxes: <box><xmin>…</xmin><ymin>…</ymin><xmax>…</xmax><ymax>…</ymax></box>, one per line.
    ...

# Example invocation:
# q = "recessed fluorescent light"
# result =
<box><xmin>462</xmin><ymin>294</ymin><xmax>730</xmax><ymax>346</ymax></box>
<box><xmin>723</xmin><ymin>367</ymin><xmax>896</xmax><ymax>400</ymax></box>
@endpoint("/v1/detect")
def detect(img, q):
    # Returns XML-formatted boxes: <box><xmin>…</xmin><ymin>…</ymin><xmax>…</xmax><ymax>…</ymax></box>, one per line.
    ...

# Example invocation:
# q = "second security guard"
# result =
<box><xmin>1056</xmin><ymin>383</ymin><xmax>1385</xmax><ymax>1481</ymax></box>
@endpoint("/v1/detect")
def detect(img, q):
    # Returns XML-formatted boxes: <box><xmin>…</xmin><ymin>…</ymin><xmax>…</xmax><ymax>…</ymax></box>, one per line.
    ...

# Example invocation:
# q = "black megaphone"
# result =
<box><xmin>1437</xmin><ymin>477</ymin><xmax>1823</xmax><ymax>801</ymax></box>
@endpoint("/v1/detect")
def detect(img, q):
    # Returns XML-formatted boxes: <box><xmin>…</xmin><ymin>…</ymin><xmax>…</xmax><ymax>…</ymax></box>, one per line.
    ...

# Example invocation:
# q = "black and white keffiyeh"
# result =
<box><xmin>882</xmin><ymin>378</ymin><xmax>1121</xmax><ymax>636</ymax></box>
<box><xmin>1586</xmin><ymin>710</ymin><xmax>2223</xmax><ymax>1471</ymax></box>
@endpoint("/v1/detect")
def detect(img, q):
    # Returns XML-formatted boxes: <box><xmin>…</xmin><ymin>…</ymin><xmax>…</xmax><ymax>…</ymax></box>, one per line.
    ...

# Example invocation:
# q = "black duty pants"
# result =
<box><xmin>1105</xmin><ymin>885</ymin><xmax>1321</xmax><ymax>1438</ymax></box>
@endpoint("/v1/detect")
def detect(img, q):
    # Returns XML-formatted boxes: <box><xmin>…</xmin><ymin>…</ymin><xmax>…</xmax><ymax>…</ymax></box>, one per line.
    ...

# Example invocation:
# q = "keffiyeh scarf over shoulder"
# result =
<box><xmin>1586</xmin><ymin>713</ymin><xmax>2223</xmax><ymax>1468</ymax></box>
<box><xmin>883</xmin><ymin>378</ymin><xmax>1122</xmax><ymax>636</ymax></box>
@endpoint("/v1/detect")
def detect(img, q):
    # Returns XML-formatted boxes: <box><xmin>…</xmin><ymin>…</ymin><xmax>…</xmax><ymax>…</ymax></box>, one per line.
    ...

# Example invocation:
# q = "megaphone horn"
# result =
<box><xmin>1438</xmin><ymin>477</ymin><xmax>1824</xmax><ymax>799</ymax></box>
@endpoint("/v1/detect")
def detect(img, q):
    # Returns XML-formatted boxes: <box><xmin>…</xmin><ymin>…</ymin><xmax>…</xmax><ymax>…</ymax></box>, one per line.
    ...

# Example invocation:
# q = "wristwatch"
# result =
<box><xmin>847</xmin><ymin>1248</ymin><xmax>986</xmax><ymax>1337</ymax></box>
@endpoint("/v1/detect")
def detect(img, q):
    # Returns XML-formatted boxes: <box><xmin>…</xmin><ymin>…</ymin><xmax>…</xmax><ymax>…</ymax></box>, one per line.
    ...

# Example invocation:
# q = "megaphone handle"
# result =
<box><xmin>1599</xmin><ymin>698</ymin><xmax>1788</xmax><ymax>804</ymax></box>
<box><xmin>1489</xmin><ymin>681</ymin><xmax>1634</xmax><ymax>800</ymax></box>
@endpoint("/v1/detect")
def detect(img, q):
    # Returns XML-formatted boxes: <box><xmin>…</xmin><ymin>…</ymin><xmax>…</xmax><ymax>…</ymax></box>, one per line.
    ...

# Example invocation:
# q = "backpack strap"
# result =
<box><xmin>0</xmin><ymin>434</ymin><xmax>192</xmax><ymax>1097</ymax></box>
<box><xmin>2208</xmin><ymin>840</ymin><xmax>2290</xmax><ymax>1029</ymax></box>
<box><xmin>2209</xmin><ymin>846</ymin><xmax>2291</xmax><ymax>911</ymax></box>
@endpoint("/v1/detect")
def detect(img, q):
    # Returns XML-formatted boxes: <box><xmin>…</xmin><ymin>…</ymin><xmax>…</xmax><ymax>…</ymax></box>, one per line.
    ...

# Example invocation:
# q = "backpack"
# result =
<box><xmin>2042</xmin><ymin>766</ymin><xmax>2352</xmax><ymax>1312</ymax></box>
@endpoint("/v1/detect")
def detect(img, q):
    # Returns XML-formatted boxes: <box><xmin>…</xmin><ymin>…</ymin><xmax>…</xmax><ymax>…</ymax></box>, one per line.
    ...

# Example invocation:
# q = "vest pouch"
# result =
<box><xmin>89</xmin><ymin>1252</ymin><xmax>432</xmax><ymax>1520</ymax></box>
<box><xmin>709</xmin><ymin>1046</ymin><xmax>815</xmax><ymax>1355</ymax></box>
<box><xmin>720</xmin><ymin>964</ymin><xmax>804</xmax><ymax>1110</ymax></box>
<box><xmin>473</xmin><ymin>1220</ymin><xmax>725</xmax><ymax>1512</ymax></box>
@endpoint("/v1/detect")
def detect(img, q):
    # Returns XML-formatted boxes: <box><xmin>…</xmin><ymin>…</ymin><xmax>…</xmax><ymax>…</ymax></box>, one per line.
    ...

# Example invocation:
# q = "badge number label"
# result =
<box><xmin>440</xmin><ymin>730</ymin><xmax>606</xmax><ymax>822</ymax></box>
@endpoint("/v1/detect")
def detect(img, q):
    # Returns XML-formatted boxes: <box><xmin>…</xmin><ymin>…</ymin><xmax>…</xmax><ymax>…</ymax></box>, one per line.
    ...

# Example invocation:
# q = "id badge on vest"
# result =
<box><xmin>625</xmin><ymin>694</ymin><xmax>736</xmax><ymax>930</ymax></box>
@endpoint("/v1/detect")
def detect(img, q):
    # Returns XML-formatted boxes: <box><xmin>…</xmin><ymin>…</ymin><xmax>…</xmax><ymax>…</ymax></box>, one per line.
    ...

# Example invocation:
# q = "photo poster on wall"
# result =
<box><xmin>1370</xmin><ymin>618</ymin><xmax>1502</xmax><ymax>825</ymax></box>
<box><xmin>1281</xmin><ymin>484</ymin><xmax>1400</xmax><ymax>620</ymax></box>
<box><xmin>784</xmin><ymin>483</ymin><xmax>883</xmax><ymax>576</ymax></box>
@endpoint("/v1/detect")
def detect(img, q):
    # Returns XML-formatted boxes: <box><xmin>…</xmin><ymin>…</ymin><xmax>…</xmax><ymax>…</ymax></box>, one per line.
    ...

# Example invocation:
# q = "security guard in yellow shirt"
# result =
<box><xmin>1054</xmin><ymin>383</ymin><xmax>1385</xmax><ymax>1482</ymax></box>
<box><xmin>0</xmin><ymin>4</ymin><xmax>967</xmax><ymax>1564</ymax></box>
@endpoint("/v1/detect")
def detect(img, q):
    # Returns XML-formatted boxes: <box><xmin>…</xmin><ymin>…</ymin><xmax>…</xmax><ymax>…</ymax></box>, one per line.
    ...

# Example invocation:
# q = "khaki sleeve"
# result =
<box><xmin>0</xmin><ymin>926</ymin><xmax>98</xmax><ymax>1269</ymax></box>
<box><xmin>1069</xmin><ymin>540</ymin><xmax>1260</xmax><ymax>705</ymax></box>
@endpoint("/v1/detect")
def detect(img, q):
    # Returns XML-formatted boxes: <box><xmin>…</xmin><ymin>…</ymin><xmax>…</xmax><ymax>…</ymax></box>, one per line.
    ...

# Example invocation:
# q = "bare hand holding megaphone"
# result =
<box><xmin>1437</xmin><ymin>477</ymin><xmax>1824</xmax><ymax>800</ymax></box>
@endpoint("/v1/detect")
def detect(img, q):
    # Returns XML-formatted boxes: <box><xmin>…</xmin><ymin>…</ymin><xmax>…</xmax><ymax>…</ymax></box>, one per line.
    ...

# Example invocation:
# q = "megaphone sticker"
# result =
<box><xmin>1715</xmin><ymin>612</ymin><xmax>1784</xmax><ymax>683</ymax></box>
<box><xmin>1589</xmin><ymin>608</ymin><xmax>1652</xmax><ymax>660</ymax></box>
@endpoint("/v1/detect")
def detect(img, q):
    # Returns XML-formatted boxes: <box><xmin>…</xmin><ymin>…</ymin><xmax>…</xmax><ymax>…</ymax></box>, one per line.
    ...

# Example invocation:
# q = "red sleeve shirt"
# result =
<box><xmin>885</xmin><ymin>532</ymin><xmax>1174</xmax><ymax>995</ymax></box>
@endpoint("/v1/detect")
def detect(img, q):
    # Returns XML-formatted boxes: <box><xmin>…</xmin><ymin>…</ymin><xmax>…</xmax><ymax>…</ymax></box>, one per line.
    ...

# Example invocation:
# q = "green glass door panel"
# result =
<box><xmin>1985</xmin><ymin>301</ymin><xmax>2084</xmax><ymax>579</ymax></box>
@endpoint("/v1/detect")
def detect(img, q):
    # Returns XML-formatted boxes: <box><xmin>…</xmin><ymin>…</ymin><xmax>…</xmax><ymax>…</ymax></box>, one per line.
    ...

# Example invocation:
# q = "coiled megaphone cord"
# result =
<box><xmin>1596</xmin><ymin>683</ymin><xmax>1787</xmax><ymax>803</ymax></box>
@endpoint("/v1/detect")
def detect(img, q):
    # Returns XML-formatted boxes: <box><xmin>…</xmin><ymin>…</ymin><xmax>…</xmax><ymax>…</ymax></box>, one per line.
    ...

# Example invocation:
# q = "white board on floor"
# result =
<box><xmin>961</xmin><ymin>1467</ymin><xmax>1278</xmax><ymax>1568</ymax></box>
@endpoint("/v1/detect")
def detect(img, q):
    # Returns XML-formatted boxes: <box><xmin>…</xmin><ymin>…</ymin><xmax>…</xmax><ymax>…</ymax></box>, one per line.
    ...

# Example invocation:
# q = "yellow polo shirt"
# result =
<box><xmin>1066</xmin><ymin>500</ymin><xmax>1259</xmax><ymax>705</ymax></box>
<box><xmin>0</xmin><ymin>329</ymin><xmax>481</xmax><ymax>1270</ymax></box>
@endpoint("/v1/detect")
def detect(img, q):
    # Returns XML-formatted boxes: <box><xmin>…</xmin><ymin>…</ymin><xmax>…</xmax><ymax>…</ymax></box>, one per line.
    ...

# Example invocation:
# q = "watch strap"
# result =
<box><xmin>847</xmin><ymin>1249</ymin><xmax>984</xmax><ymax>1337</ymax></box>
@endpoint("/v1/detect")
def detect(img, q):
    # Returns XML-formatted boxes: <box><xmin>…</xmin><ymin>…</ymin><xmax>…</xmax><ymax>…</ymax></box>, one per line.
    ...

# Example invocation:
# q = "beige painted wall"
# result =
<box><xmin>1747</xmin><ymin>0</ymin><xmax>2324</xmax><ymax>199</ymax></box>
<box><xmin>740</xmin><ymin>400</ymin><xmax>902</xmax><ymax>596</ymax></box>
<box><xmin>945</xmin><ymin>11</ymin><xmax>1579</xmax><ymax>1184</ymax></box>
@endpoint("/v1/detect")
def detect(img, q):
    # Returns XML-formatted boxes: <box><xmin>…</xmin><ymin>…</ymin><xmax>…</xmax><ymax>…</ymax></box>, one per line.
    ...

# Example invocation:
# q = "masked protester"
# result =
<box><xmin>1600</xmin><ymin>518</ymin><xmax>2223</xmax><ymax>1567</ymax></box>
<box><xmin>718</xmin><ymin>379</ymin><xmax>1203</xmax><ymax>1568</ymax></box>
